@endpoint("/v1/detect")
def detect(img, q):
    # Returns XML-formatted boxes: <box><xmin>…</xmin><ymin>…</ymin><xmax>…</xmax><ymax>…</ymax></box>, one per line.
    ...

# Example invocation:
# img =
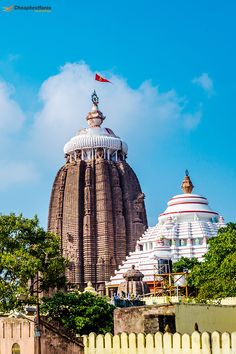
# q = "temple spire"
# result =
<box><xmin>86</xmin><ymin>90</ymin><xmax>105</xmax><ymax>128</ymax></box>
<box><xmin>181</xmin><ymin>170</ymin><xmax>194</xmax><ymax>194</ymax></box>
<box><xmin>91</xmin><ymin>90</ymin><xmax>99</xmax><ymax>107</ymax></box>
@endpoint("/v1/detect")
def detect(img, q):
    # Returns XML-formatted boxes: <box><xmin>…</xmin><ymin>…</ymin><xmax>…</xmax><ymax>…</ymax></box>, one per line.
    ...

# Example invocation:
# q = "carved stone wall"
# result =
<box><xmin>48</xmin><ymin>159</ymin><xmax>147</xmax><ymax>291</ymax></box>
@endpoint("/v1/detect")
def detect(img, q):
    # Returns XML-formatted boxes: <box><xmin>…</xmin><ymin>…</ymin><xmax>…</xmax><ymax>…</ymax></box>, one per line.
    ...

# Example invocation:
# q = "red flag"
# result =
<box><xmin>95</xmin><ymin>73</ymin><xmax>111</xmax><ymax>83</ymax></box>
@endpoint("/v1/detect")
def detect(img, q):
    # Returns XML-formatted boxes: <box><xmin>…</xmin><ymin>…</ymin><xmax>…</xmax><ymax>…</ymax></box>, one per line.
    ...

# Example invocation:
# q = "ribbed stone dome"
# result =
<box><xmin>124</xmin><ymin>265</ymin><xmax>144</xmax><ymax>280</ymax></box>
<box><xmin>64</xmin><ymin>126</ymin><xmax>128</xmax><ymax>156</ymax></box>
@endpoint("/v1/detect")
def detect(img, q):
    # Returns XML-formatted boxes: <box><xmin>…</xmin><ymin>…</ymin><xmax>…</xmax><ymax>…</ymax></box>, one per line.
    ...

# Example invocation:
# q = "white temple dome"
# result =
<box><xmin>64</xmin><ymin>126</ymin><xmax>128</xmax><ymax>155</ymax></box>
<box><xmin>63</xmin><ymin>91</ymin><xmax>128</xmax><ymax>161</ymax></box>
<box><xmin>159</xmin><ymin>193</ymin><xmax>219</xmax><ymax>222</ymax></box>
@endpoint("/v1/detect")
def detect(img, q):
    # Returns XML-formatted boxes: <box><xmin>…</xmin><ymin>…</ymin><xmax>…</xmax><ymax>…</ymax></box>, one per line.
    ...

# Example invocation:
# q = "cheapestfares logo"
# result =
<box><xmin>3</xmin><ymin>5</ymin><xmax>14</xmax><ymax>11</ymax></box>
<box><xmin>2</xmin><ymin>4</ymin><xmax>52</xmax><ymax>12</ymax></box>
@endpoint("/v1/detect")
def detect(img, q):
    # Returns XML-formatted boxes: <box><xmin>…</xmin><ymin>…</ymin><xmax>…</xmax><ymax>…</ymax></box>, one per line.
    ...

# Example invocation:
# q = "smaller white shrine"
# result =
<box><xmin>109</xmin><ymin>171</ymin><xmax>225</xmax><ymax>285</ymax></box>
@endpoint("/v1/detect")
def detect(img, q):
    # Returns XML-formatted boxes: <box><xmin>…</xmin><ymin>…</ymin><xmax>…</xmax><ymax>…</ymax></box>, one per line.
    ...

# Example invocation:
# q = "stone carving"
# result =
<box><xmin>67</xmin><ymin>233</ymin><xmax>73</xmax><ymax>243</ymax></box>
<box><xmin>96</xmin><ymin>148</ymin><xmax>104</xmax><ymax>159</ymax></box>
<box><xmin>75</xmin><ymin>150</ymin><xmax>82</xmax><ymax>160</ymax></box>
<box><xmin>133</xmin><ymin>193</ymin><xmax>145</xmax><ymax>222</ymax></box>
<box><xmin>65</xmin><ymin>154</ymin><xmax>70</xmax><ymax>164</ymax></box>
<box><xmin>133</xmin><ymin>193</ymin><xmax>145</xmax><ymax>212</ymax></box>
<box><xmin>117</xmin><ymin>150</ymin><xmax>124</xmax><ymax>161</ymax></box>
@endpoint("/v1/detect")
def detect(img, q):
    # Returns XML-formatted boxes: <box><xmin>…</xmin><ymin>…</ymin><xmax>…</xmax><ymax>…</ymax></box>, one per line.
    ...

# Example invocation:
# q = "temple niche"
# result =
<box><xmin>48</xmin><ymin>91</ymin><xmax>148</xmax><ymax>293</ymax></box>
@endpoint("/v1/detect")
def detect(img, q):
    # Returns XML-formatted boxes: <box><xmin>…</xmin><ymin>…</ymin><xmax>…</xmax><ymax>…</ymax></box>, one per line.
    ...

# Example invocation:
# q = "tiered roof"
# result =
<box><xmin>109</xmin><ymin>172</ymin><xmax>225</xmax><ymax>285</ymax></box>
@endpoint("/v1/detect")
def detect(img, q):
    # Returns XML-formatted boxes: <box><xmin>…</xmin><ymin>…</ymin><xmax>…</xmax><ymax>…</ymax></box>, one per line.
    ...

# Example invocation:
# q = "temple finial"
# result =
<box><xmin>91</xmin><ymin>90</ymin><xmax>99</xmax><ymax>107</ymax></box>
<box><xmin>181</xmin><ymin>170</ymin><xmax>194</xmax><ymax>194</ymax></box>
<box><xmin>86</xmin><ymin>91</ymin><xmax>105</xmax><ymax>128</ymax></box>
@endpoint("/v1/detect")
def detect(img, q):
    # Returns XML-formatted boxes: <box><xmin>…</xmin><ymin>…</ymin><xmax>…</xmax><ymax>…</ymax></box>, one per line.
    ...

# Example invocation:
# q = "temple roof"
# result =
<box><xmin>109</xmin><ymin>172</ymin><xmax>225</xmax><ymax>285</ymax></box>
<box><xmin>123</xmin><ymin>265</ymin><xmax>144</xmax><ymax>280</ymax></box>
<box><xmin>159</xmin><ymin>172</ymin><xmax>218</xmax><ymax>222</ymax></box>
<box><xmin>64</xmin><ymin>91</ymin><xmax>128</xmax><ymax>156</ymax></box>
<box><xmin>159</xmin><ymin>193</ymin><xmax>218</xmax><ymax>221</ymax></box>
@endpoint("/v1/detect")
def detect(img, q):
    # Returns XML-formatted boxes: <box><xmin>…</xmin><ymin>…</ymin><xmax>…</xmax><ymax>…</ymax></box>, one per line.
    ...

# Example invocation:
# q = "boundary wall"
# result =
<box><xmin>0</xmin><ymin>318</ymin><xmax>34</xmax><ymax>353</ymax></box>
<box><xmin>83</xmin><ymin>331</ymin><xmax>236</xmax><ymax>354</ymax></box>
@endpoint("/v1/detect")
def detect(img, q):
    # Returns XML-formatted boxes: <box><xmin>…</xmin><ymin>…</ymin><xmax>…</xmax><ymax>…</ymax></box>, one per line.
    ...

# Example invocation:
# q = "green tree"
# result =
<box><xmin>190</xmin><ymin>223</ymin><xmax>236</xmax><ymax>301</ymax></box>
<box><xmin>0</xmin><ymin>213</ymin><xmax>68</xmax><ymax>312</ymax></box>
<box><xmin>41</xmin><ymin>291</ymin><xmax>115</xmax><ymax>335</ymax></box>
<box><xmin>172</xmin><ymin>257</ymin><xmax>200</xmax><ymax>273</ymax></box>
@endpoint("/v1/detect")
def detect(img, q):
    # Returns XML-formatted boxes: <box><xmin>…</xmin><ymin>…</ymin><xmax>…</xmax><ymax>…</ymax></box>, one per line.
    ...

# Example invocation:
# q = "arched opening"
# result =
<box><xmin>12</xmin><ymin>343</ymin><xmax>20</xmax><ymax>354</ymax></box>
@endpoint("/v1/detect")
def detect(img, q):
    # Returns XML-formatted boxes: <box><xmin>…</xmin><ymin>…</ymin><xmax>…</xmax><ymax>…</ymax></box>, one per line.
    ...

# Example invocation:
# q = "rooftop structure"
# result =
<box><xmin>117</xmin><ymin>265</ymin><xmax>150</xmax><ymax>296</ymax></box>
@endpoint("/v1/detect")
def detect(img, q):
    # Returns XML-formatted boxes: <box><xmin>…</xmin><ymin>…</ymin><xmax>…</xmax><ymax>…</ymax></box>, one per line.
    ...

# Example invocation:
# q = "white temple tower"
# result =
<box><xmin>109</xmin><ymin>171</ymin><xmax>225</xmax><ymax>285</ymax></box>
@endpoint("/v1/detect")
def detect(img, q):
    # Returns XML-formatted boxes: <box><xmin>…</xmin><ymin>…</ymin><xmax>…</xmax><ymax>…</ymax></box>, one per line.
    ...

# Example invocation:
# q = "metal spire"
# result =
<box><xmin>181</xmin><ymin>170</ymin><xmax>194</xmax><ymax>194</ymax></box>
<box><xmin>91</xmin><ymin>90</ymin><xmax>99</xmax><ymax>107</ymax></box>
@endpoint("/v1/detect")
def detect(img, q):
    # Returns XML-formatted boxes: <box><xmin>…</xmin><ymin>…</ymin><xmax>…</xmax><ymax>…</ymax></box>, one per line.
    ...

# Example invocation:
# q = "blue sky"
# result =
<box><xmin>0</xmin><ymin>0</ymin><xmax>235</xmax><ymax>227</ymax></box>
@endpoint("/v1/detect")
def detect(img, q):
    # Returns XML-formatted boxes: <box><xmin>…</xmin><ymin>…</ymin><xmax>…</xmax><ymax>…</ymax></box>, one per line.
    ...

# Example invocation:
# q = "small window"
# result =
<box><xmin>12</xmin><ymin>343</ymin><xmax>20</xmax><ymax>354</ymax></box>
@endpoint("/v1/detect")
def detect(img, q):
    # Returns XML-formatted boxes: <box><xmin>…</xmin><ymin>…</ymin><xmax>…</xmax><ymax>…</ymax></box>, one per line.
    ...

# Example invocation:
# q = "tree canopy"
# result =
<box><xmin>190</xmin><ymin>223</ymin><xmax>236</xmax><ymax>300</ymax></box>
<box><xmin>41</xmin><ymin>291</ymin><xmax>115</xmax><ymax>335</ymax></box>
<box><xmin>172</xmin><ymin>257</ymin><xmax>200</xmax><ymax>273</ymax></box>
<box><xmin>0</xmin><ymin>213</ymin><xmax>68</xmax><ymax>312</ymax></box>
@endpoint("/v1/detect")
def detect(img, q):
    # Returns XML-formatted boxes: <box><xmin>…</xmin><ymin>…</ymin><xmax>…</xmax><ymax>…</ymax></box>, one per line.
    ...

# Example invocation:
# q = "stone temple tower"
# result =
<box><xmin>48</xmin><ymin>91</ymin><xmax>148</xmax><ymax>292</ymax></box>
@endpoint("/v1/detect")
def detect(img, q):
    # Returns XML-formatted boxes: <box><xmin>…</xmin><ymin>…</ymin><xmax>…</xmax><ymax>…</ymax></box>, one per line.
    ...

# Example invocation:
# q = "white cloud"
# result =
<box><xmin>0</xmin><ymin>81</ymin><xmax>25</xmax><ymax>134</ymax></box>
<box><xmin>0</xmin><ymin>81</ymin><xmax>36</xmax><ymax>190</ymax></box>
<box><xmin>0</xmin><ymin>62</ymin><xmax>203</xmax><ymax>191</ymax></box>
<box><xmin>183</xmin><ymin>110</ymin><xmax>202</xmax><ymax>130</ymax></box>
<box><xmin>0</xmin><ymin>161</ymin><xmax>38</xmax><ymax>190</ymax></box>
<box><xmin>192</xmin><ymin>73</ymin><xmax>214</xmax><ymax>95</ymax></box>
<box><xmin>31</xmin><ymin>62</ymin><xmax>201</xmax><ymax>163</ymax></box>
